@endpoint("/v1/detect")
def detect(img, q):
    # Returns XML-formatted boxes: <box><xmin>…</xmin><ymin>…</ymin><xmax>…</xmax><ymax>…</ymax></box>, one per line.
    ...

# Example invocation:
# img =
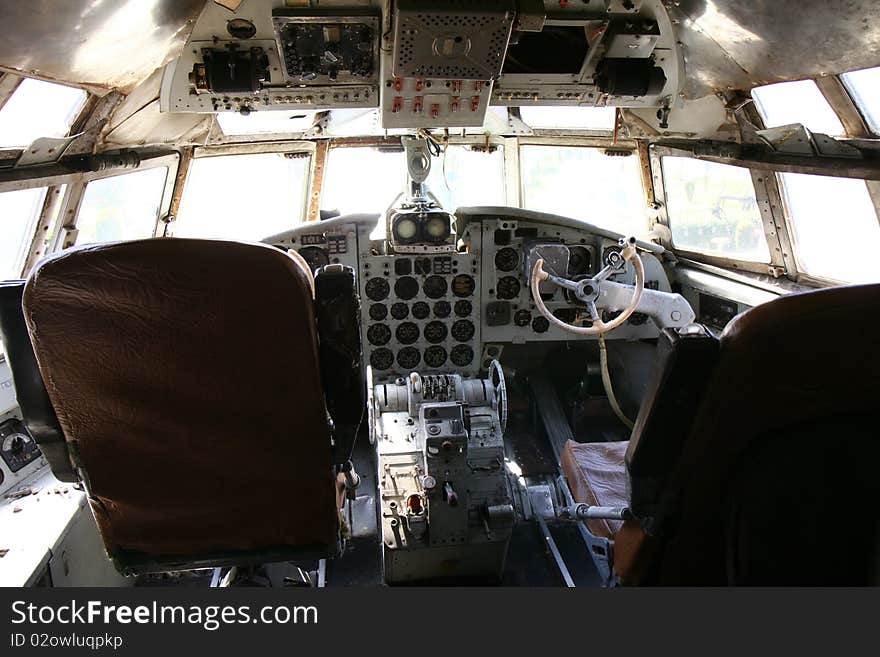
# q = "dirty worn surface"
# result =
<box><xmin>0</xmin><ymin>0</ymin><xmax>203</xmax><ymax>92</ymax></box>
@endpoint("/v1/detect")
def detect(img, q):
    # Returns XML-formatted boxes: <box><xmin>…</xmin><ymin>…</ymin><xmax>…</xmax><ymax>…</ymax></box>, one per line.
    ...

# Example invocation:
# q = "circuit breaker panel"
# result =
<box><xmin>379</xmin><ymin>0</ymin><xmax>515</xmax><ymax>129</ymax></box>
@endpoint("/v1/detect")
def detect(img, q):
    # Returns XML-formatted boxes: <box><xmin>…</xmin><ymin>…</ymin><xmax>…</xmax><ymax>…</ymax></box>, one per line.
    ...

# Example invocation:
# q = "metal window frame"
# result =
<box><xmin>178</xmin><ymin>141</ymin><xmax>317</xmax><ymax>230</ymax></box>
<box><xmin>649</xmin><ymin>144</ymin><xmax>793</xmax><ymax>279</ymax></box>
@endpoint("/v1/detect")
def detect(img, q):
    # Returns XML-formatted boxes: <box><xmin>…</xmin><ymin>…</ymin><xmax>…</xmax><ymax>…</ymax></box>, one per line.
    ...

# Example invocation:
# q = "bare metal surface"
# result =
<box><xmin>670</xmin><ymin>0</ymin><xmax>880</xmax><ymax>98</ymax></box>
<box><xmin>0</xmin><ymin>0</ymin><xmax>203</xmax><ymax>92</ymax></box>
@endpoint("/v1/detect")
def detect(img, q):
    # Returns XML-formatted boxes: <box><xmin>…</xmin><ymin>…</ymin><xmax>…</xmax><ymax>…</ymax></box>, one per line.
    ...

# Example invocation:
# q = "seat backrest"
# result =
<box><xmin>0</xmin><ymin>281</ymin><xmax>76</xmax><ymax>481</ymax></box>
<box><xmin>23</xmin><ymin>239</ymin><xmax>340</xmax><ymax>570</ymax></box>
<box><xmin>654</xmin><ymin>283</ymin><xmax>880</xmax><ymax>585</ymax></box>
<box><xmin>625</xmin><ymin>324</ymin><xmax>720</xmax><ymax>523</ymax></box>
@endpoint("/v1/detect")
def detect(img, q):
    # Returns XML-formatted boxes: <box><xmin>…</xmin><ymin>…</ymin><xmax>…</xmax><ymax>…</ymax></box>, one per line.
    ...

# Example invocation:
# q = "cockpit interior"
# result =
<box><xmin>0</xmin><ymin>0</ymin><xmax>879</xmax><ymax>588</ymax></box>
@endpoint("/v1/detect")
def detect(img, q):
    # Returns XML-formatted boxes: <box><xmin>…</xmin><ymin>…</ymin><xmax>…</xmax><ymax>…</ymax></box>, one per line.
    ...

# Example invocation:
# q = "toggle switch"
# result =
<box><xmin>443</xmin><ymin>482</ymin><xmax>458</xmax><ymax>507</ymax></box>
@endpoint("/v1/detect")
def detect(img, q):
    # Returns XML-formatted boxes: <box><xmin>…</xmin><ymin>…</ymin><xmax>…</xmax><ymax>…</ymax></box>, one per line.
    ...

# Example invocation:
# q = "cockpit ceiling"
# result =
<box><xmin>0</xmin><ymin>0</ymin><xmax>203</xmax><ymax>93</ymax></box>
<box><xmin>0</xmin><ymin>0</ymin><xmax>879</xmax><ymax>99</ymax></box>
<box><xmin>672</xmin><ymin>0</ymin><xmax>880</xmax><ymax>98</ymax></box>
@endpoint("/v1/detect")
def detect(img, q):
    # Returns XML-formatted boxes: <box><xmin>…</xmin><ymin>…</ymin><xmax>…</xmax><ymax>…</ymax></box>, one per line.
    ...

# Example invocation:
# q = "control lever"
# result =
<box><xmin>443</xmin><ymin>482</ymin><xmax>458</xmax><ymax>507</ymax></box>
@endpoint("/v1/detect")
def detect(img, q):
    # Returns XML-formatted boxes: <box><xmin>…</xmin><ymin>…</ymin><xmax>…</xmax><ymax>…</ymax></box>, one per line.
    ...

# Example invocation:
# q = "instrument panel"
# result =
<box><xmin>274</xmin><ymin>209</ymin><xmax>671</xmax><ymax>385</ymax></box>
<box><xmin>357</xmin><ymin>226</ymin><xmax>483</xmax><ymax>378</ymax></box>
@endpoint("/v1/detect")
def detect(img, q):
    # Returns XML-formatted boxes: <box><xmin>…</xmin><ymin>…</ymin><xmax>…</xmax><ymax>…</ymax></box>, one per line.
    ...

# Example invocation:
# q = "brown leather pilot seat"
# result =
<box><xmin>561</xmin><ymin>283</ymin><xmax>880</xmax><ymax>585</ymax></box>
<box><xmin>21</xmin><ymin>238</ymin><xmax>350</xmax><ymax>574</ymax></box>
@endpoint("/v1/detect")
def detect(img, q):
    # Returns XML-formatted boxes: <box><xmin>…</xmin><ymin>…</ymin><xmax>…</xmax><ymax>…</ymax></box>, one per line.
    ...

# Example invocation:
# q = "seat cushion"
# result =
<box><xmin>561</xmin><ymin>440</ymin><xmax>629</xmax><ymax>539</ymax></box>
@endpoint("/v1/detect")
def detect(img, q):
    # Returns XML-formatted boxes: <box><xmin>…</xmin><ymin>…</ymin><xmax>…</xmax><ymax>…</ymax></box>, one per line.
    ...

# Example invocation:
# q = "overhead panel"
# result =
<box><xmin>381</xmin><ymin>0</ymin><xmax>515</xmax><ymax>129</ymax></box>
<box><xmin>160</xmin><ymin>6</ymin><xmax>380</xmax><ymax>115</ymax></box>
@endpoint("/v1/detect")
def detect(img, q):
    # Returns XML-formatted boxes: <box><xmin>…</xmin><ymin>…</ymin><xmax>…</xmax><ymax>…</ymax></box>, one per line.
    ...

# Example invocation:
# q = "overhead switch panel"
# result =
<box><xmin>392</xmin><ymin>0</ymin><xmax>516</xmax><ymax>80</ymax></box>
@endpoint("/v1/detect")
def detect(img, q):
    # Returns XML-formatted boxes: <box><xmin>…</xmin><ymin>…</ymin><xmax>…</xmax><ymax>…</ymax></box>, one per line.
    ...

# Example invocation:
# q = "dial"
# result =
<box><xmin>423</xmin><ymin>275</ymin><xmax>448</xmax><ymax>299</ymax></box>
<box><xmin>412</xmin><ymin>301</ymin><xmax>430</xmax><ymax>319</ymax></box>
<box><xmin>369</xmin><ymin>303</ymin><xmax>388</xmax><ymax>321</ymax></box>
<box><xmin>425</xmin><ymin>213</ymin><xmax>450</xmax><ymax>241</ymax></box>
<box><xmin>424</xmin><ymin>345</ymin><xmax>448</xmax><ymax>368</ymax></box>
<box><xmin>393</xmin><ymin>216</ymin><xmax>419</xmax><ymax>243</ymax></box>
<box><xmin>396</xmin><ymin>322</ymin><xmax>419</xmax><ymax>344</ymax></box>
<box><xmin>2</xmin><ymin>432</ymin><xmax>31</xmax><ymax>454</ymax></box>
<box><xmin>365</xmin><ymin>277</ymin><xmax>390</xmax><ymax>301</ymax></box>
<box><xmin>367</xmin><ymin>323</ymin><xmax>391</xmax><ymax>346</ymax></box>
<box><xmin>433</xmin><ymin>300</ymin><xmax>451</xmax><ymax>318</ymax></box>
<box><xmin>370</xmin><ymin>348</ymin><xmax>394</xmax><ymax>370</ymax></box>
<box><xmin>451</xmin><ymin>344</ymin><xmax>474</xmax><ymax>367</ymax></box>
<box><xmin>424</xmin><ymin>321</ymin><xmax>448</xmax><ymax>344</ymax></box>
<box><xmin>451</xmin><ymin>274</ymin><xmax>475</xmax><ymax>297</ymax></box>
<box><xmin>397</xmin><ymin>347</ymin><xmax>421</xmax><ymax>369</ymax></box>
<box><xmin>496</xmin><ymin>276</ymin><xmax>521</xmax><ymax>300</ymax></box>
<box><xmin>494</xmin><ymin>247</ymin><xmax>519</xmax><ymax>272</ymax></box>
<box><xmin>391</xmin><ymin>302</ymin><xmax>409</xmax><ymax>320</ymax></box>
<box><xmin>451</xmin><ymin>319</ymin><xmax>475</xmax><ymax>342</ymax></box>
<box><xmin>454</xmin><ymin>300</ymin><xmax>472</xmax><ymax>317</ymax></box>
<box><xmin>514</xmin><ymin>309</ymin><xmax>532</xmax><ymax>327</ymax></box>
<box><xmin>299</xmin><ymin>246</ymin><xmax>329</xmax><ymax>271</ymax></box>
<box><xmin>394</xmin><ymin>276</ymin><xmax>419</xmax><ymax>300</ymax></box>
<box><xmin>532</xmin><ymin>316</ymin><xmax>550</xmax><ymax>333</ymax></box>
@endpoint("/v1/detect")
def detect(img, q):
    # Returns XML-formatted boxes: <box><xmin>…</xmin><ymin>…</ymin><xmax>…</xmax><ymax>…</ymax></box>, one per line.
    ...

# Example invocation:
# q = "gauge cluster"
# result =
<box><xmin>479</xmin><ymin>218</ymin><xmax>670</xmax><ymax>344</ymax></box>
<box><xmin>275</xmin><ymin>210</ymin><xmax>675</xmax><ymax>389</ymax></box>
<box><xmin>357</xmin><ymin>224</ymin><xmax>482</xmax><ymax>379</ymax></box>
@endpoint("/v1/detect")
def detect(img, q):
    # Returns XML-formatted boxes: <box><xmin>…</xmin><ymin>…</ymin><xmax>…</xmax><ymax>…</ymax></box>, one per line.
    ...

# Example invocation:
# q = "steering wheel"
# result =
<box><xmin>488</xmin><ymin>359</ymin><xmax>507</xmax><ymax>434</ymax></box>
<box><xmin>530</xmin><ymin>237</ymin><xmax>645</xmax><ymax>336</ymax></box>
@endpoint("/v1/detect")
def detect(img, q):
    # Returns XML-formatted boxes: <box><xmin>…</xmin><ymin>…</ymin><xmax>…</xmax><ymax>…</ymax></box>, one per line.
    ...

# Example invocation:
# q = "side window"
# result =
<box><xmin>751</xmin><ymin>79</ymin><xmax>845</xmax><ymax>136</ymax></box>
<box><xmin>175</xmin><ymin>153</ymin><xmax>310</xmax><ymax>240</ymax></box>
<box><xmin>0</xmin><ymin>78</ymin><xmax>87</xmax><ymax>148</ymax></box>
<box><xmin>75</xmin><ymin>168</ymin><xmax>169</xmax><ymax>245</ymax></box>
<box><xmin>841</xmin><ymin>66</ymin><xmax>880</xmax><ymax>135</ymax></box>
<box><xmin>0</xmin><ymin>187</ymin><xmax>47</xmax><ymax>279</ymax></box>
<box><xmin>520</xmin><ymin>145</ymin><xmax>646</xmax><ymax>236</ymax></box>
<box><xmin>661</xmin><ymin>156</ymin><xmax>770</xmax><ymax>262</ymax></box>
<box><xmin>777</xmin><ymin>173</ymin><xmax>880</xmax><ymax>283</ymax></box>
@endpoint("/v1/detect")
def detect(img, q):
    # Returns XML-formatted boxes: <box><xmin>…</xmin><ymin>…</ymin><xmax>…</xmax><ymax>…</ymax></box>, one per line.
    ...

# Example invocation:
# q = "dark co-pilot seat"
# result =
<box><xmin>562</xmin><ymin>283</ymin><xmax>880</xmax><ymax>585</ymax></box>
<box><xmin>3</xmin><ymin>238</ymin><xmax>364</xmax><ymax>575</ymax></box>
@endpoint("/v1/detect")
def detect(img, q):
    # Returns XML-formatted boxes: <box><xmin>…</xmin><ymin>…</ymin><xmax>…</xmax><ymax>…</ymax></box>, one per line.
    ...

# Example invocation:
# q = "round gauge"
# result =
<box><xmin>532</xmin><ymin>316</ymin><xmax>550</xmax><ymax>333</ymax></box>
<box><xmin>396</xmin><ymin>322</ymin><xmax>420</xmax><ymax>344</ymax></box>
<box><xmin>425</xmin><ymin>214</ymin><xmax>450</xmax><ymax>241</ymax></box>
<box><xmin>514</xmin><ymin>309</ymin><xmax>532</xmax><ymax>327</ymax></box>
<box><xmin>298</xmin><ymin>246</ymin><xmax>330</xmax><ymax>271</ymax></box>
<box><xmin>451</xmin><ymin>274</ymin><xmax>475</xmax><ymax>297</ymax></box>
<box><xmin>412</xmin><ymin>301</ymin><xmax>430</xmax><ymax>319</ymax></box>
<box><xmin>365</xmin><ymin>277</ymin><xmax>390</xmax><ymax>301</ymax></box>
<box><xmin>424</xmin><ymin>321</ymin><xmax>448</xmax><ymax>344</ymax></box>
<box><xmin>2</xmin><ymin>432</ymin><xmax>32</xmax><ymax>453</ymax></box>
<box><xmin>397</xmin><ymin>347</ymin><xmax>421</xmax><ymax>369</ymax></box>
<box><xmin>369</xmin><ymin>303</ymin><xmax>388</xmax><ymax>321</ymax></box>
<box><xmin>494</xmin><ymin>247</ymin><xmax>519</xmax><ymax>272</ymax></box>
<box><xmin>423</xmin><ymin>275</ymin><xmax>448</xmax><ymax>299</ymax></box>
<box><xmin>393</xmin><ymin>216</ymin><xmax>419</xmax><ymax>243</ymax></box>
<box><xmin>367</xmin><ymin>323</ymin><xmax>391</xmax><ymax>346</ymax></box>
<box><xmin>370</xmin><ymin>348</ymin><xmax>394</xmax><ymax>370</ymax></box>
<box><xmin>394</xmin><ymin>276</ymin><xmax>419</xmax><ymax>300</ymax></box>
<box><xmin>390</xmin><ymin>302</ymin><xmax>409</xmax><ymax>320</ymax></box>
<box><xmin>603</xmin><ymin>245</ymin><xmax>623</xmax><ymax>269</ymax></box>
<box><xmin>451</xmin><ymin>319</ymin><xmax>475</xmax><ymax>342</ymax></box>
<box><xmin>568</xmin><ymin>246</ymin><xmax>591</xmax><ymax>276</ymax></box>
<box><xmin>451</xmin><ymin>344</ymin><xmax>474</xmax><ymax>367</ymax></box>
<box><xmin>424</xmin><ymin>345</ymin><xmax>448</xmax><ymax>368</ymax></box>
<box><xmin>227</xmin><ymin>18</ymin><xmax>257</xmax><ymax>39</ymax></box>
<box><xmin>496</xmin><ymin>276</ymin><xmax>521</xmax><ymax>300</ymax></box>
<box><xmin>433</xmin><ymin>300</ymin><xmax>451</xmax><ymax>318</ymax></box>
<box><xmin>454</xmin><ymin>300</ymin><xmax>472</xmax><ymax>317</ymax></box>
